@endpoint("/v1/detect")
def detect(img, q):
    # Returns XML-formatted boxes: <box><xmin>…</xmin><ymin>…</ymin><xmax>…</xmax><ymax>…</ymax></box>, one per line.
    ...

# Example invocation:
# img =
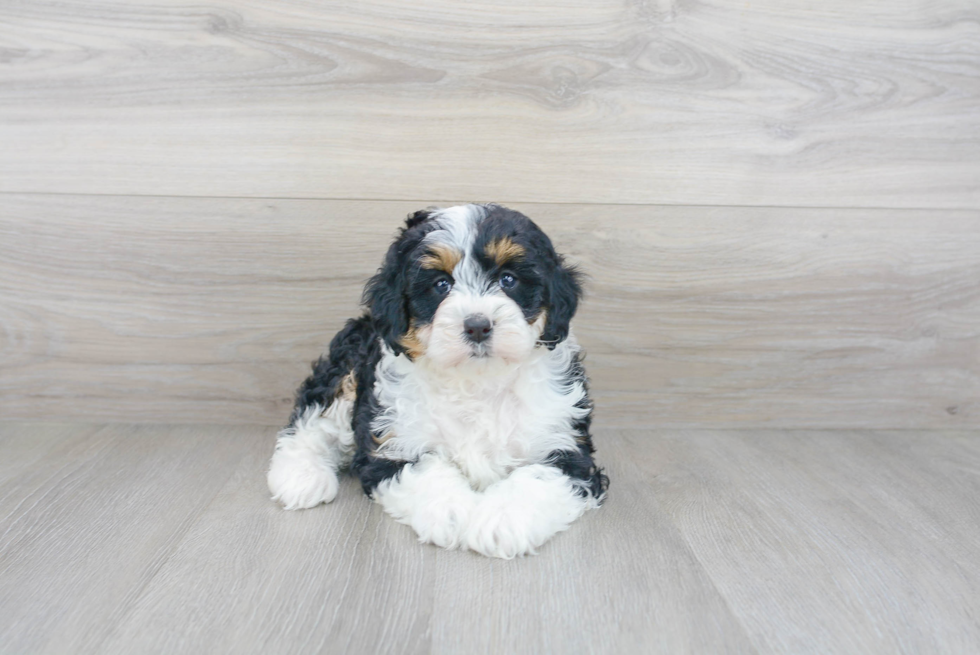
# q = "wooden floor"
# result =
<box><xmin>2</xmin><ymin>421</ymin><xmax>978</xmax><ymax>654</ymax></box>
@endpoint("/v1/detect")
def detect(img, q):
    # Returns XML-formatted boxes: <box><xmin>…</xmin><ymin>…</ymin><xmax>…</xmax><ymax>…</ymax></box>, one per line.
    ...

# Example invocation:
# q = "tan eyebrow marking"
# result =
<box><xmin>419</xmin><ymin>243</ymin><xmax>462</xmax><ymax>273</ymax></box>
<box><xmin>484</xmin><ymin>237</ymin><xmax>526</xmax><ymax>266</ymax></box>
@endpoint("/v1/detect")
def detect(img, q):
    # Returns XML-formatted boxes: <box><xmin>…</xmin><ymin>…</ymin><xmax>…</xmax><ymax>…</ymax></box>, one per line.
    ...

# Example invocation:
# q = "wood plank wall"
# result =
<box><xmin>1</xmin><ymin>1</ymin><xmax>978</xmax><ymax>428</ymax></box>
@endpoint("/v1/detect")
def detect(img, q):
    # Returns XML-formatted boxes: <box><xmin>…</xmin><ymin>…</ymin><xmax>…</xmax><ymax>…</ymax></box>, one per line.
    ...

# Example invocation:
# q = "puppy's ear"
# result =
<box><xmin>363</xmin><ymin>242</ymin><xmax>409</xmax><ymax>355</ymax></box>
<box><xmin>541</xmin><ymin>258</ymin><xmax>583</xmax><ymax>349</ymax></box>
<box><xmin>364</xmin><ymin>212</ymin><xmax>433</xmax><ymax>354</ymax></box>
<box><xmin>404</xmin><ymin>209</ymin><xmax>433</xmax><ymax>230</ymax></box>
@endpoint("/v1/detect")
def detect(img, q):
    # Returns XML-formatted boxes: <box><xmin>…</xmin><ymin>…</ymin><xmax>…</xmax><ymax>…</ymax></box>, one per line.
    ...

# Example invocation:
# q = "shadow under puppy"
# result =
<box><xmin>267</xmin><ymin>204</ymin><xmax>608</xmax><ymax>558</ymax></box>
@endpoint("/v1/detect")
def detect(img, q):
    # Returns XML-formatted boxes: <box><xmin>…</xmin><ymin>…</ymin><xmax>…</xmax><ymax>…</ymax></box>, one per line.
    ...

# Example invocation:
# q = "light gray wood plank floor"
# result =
<box><xmin>1</xmin><ymin>422</ymin><xmax>978</xmax><ymax>654</ymax></box>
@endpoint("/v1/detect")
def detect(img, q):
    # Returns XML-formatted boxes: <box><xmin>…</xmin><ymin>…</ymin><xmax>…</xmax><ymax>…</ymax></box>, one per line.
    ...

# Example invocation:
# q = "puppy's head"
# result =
<box><xmin>364</xmin><ymin>204</ymin><xmax>582</xmax><ymax>368</ymax></box>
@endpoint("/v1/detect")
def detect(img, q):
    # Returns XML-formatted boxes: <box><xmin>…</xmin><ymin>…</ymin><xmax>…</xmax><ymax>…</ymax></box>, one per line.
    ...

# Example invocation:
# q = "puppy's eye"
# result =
<box><xmin>434</xmin><ymin>278</ymin><xmax>452</xmax><ymax>294</ymax></box>
<box><xmin>499</xmin><ymin>273</ymin><xmax>517</xmax><ymax>290</ymax></box>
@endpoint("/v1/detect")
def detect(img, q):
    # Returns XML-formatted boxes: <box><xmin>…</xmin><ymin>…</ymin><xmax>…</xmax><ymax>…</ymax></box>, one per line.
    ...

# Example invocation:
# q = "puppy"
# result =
<box><xmin>267</xmin><ymin>204</ymin><xmax>607</xmax><ymax>558</ymax></box>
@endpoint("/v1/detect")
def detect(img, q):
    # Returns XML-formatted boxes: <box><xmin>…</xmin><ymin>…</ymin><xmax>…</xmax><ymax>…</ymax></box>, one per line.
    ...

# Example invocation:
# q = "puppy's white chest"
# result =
<box><xmin>429</xmin><ymin>387</ymin><xmax>529</xmax><ymax>479</ymax></box>
<box><xmin>372</xmin><ymin>349</ymin><xmax>586</xmax><ymax>490</ymax></box>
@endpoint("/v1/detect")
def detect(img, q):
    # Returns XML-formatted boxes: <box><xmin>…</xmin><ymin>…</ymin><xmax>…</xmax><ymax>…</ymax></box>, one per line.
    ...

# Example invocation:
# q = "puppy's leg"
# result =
<box><xmin>372</xmin><ymin>454</ymin><xmax>479</xmax><ymax>550</ymax></box>
<box><xmin>465</xmin><ymin>465</ymin><xmax>600</xmax><ymax>559</ymax></box>
<box><xmin>267</xmin><ymin>396</ymin><xmax>355</xmax><ymax>510</ymax></box>
<box><xmin>269</xmin><ymin>317</ymin><xmax>374</xmax><ymax>510</ymax></box>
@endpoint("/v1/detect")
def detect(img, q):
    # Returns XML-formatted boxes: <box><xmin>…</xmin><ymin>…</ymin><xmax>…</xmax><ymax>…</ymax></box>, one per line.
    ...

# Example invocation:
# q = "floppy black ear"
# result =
<box><xmin>363</xmin><ymin>234</ymin><xmax>421</xmax><ymax>356</ymax></box>
<box><xmin>363</xmin><ymin>211</ymin><xmax>436</xmax><ymax>353</ymax></box>
<box><xmin>404</xmin><ymin>209</ymin><xmax>433</xmax><ymax>230</ymax></box>
<box><xmin>363</xmin><ymin>243</ymin><xmax>409</xmax><ymax>355</ymax></box>
<box><xmin>541</xmin><ymin>258</ymin><xmax>583</xmax><ymax>349</ymax></box>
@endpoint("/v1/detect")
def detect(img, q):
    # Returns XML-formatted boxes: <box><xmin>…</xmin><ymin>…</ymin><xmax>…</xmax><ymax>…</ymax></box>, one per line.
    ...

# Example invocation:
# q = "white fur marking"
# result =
<box><xmin>374</xmin><ymin>454</ymin><xmax>480</xmax><ymax>549</ymax></box>
<box><xmin>465</xmin><ymin>464</ymin><xmax>596</xmax><ymax>559</ymax></box>
<box><xmin>424</xmin><ymin>204</ymin><xmax>488</xmax><ymax>292</ymax></box>
<box><xmin>371</xmin><ymin>336</ymin><xmax>588</xmax><ymax>491</ymax></box>
<box><xmin>267</xmin><ymin>400</ymin><xmax>355</xmax><ymax>510</ymax></box>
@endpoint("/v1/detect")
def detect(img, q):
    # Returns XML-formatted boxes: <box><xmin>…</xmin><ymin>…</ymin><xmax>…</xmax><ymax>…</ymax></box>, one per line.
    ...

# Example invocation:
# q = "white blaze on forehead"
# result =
<box><xmin>423</xmin><ymin>204</ymin><xmax>489</xmax><ymax>292</ymax></box>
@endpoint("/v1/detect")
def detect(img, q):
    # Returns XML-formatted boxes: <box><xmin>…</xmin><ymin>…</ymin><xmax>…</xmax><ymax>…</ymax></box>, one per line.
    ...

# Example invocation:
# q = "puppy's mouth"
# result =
<box><xmin>468</xmin><ymin>343</ymin><xmax>492</xmax><ymax>359</ymax></box>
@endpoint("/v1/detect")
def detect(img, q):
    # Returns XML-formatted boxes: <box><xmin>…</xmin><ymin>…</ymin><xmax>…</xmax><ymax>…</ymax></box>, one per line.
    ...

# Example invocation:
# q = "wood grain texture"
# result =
<box><xmin>98</xmin><ymin>424</ymin><xmax>754</xmax><ymax>654</ymax></box>
<box><xmin>636</xmin><ymin>429</ymin><xmax>980</xmax><ymax>653</ymax></box>
<box><xmin>427</xmin><ymin>437</ymin><xmax>755</xmax><ymax>655</ymax></box>
<box><xmin>98</xmin><ymin>428</ymin><xmax>435</xmax><ymax>655</ymax></box>
<box><xmin>2</xmin><ymin>194</ymin><xmax>978</xmax><ymax>428</ymax></box>
<box><xmin>3</xmin><ymin>422</ymin><xmax>980</xmax><ymax>653</ymax></box>
<box><xmin>0</xmin><ymin>422</ymin><xmax>102</xmax><ymax>486</ymax></box>
<box><xmin>0</xmin><ymin>1</ymin><xmax>978</xmax><ymax>207</ymax></box>
<box><xmin>0</xmin><ymin>423</ymin><xmax>256</xmax><ymax>654</ymax></box>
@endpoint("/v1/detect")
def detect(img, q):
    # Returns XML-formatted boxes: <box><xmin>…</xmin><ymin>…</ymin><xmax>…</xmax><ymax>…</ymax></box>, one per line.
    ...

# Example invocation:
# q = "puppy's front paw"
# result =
<box><xmin>465</xmin><ymin>503</ymin><xmax>538</xmax><ymax>559</ymax></box>
<box><xmin>406</xmin><ymin>494</ymin><xmax>475</xmax><ymax>550</ymax></box>
<box><xmin>267</xmin><ymin>446</ymin><xmax>339</xmax><ymax>510</ymax></box>
<box><xmin>465</xmin><ymin>465</ymin><xmax>591</xmax><ymax>559</ymax></box>
<box><xmin>374</xmin><ymin>455</ymin><xmax>479</xmax><ymax>550</ymax></box>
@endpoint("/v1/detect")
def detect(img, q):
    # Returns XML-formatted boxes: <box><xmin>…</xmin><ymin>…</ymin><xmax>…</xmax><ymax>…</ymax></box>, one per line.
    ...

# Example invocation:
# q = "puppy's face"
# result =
<box><xmin>365</xmin><ymin>205</ymin><xmax>582</xmax><ymax>368</ymax></box>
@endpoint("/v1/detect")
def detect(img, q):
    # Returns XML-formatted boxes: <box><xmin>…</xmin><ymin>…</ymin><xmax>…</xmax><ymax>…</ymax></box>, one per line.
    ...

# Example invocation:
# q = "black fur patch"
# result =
<box><xmin>287</xmin><ymin>314</ymin><xmax>412</xmax><ymax>493</ymax></box>
<box><xmin>361</xmin><ymin>218</ymin><xmax>433</xmax><ymax>355</ymax></box>
<box><xmin>545</xmin><ymin>351</ymin><xmax>608</xmax><ymax>500</ymax></box>
<box><xmin>474</xmin><ymin>206</ymin><xmax>582</xmax><ymax>347</ymax></box>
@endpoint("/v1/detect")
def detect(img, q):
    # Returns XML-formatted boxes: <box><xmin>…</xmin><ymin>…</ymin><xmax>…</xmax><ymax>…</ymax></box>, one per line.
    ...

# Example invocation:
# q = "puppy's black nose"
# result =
<box><xmin>463</xmin><ymin>314</ymin><xmax>492</xmax><ymax>344</ymax></box>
